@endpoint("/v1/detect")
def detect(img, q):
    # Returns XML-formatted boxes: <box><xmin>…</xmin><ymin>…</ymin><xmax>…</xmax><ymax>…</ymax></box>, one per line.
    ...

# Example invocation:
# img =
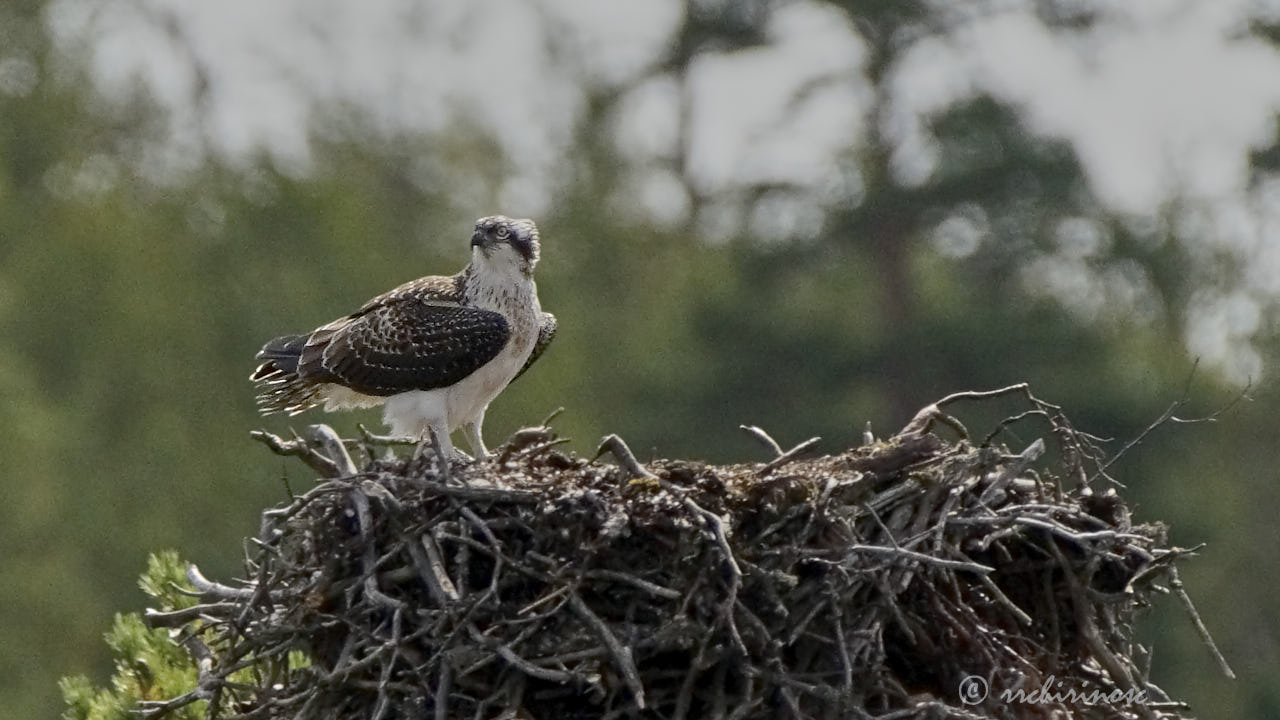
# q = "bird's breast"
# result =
<box><xmin>445</xmin><ymin>277</ymin><xmax>541</xmax><ymax>426</ymax></box>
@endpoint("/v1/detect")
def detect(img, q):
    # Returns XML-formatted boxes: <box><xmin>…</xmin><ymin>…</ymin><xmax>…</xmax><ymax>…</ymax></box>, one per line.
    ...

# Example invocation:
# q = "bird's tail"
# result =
<box><xmin>250</xmin><ymin>334</ymin><xmax>321</xmax><ymax>415</ymax></box>
<box><xmin>252</xmin><ymin>334</ymin><xmax>308</xmax><ymax>375</ymax></box>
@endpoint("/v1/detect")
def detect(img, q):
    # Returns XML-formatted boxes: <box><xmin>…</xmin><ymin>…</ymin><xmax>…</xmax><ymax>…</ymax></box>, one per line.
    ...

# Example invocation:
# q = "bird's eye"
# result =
<box><xmin>494</xmin><ymin>226</ymin><xmax>510</xmax><ymax>240</ymax></box>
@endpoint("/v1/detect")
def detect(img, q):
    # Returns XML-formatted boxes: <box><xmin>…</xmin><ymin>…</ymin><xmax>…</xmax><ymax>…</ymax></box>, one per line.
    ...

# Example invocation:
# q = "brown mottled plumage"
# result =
<box><xmin>250</xmin><ymin>215</ymin><xmax>556</xmax><ymax>459</ymax></box>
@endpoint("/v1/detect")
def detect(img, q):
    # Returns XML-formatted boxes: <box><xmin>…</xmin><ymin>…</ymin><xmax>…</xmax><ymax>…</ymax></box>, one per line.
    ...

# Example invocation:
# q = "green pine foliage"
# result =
<box><xmin>60</xmin><ymin>553</ymin><xmax>203</xmax><ymax>720</ymax></box>
<box><xmin>61</xmin><ymin>551</ymin><xmax>318</xmax><ymax>720</ymax></box>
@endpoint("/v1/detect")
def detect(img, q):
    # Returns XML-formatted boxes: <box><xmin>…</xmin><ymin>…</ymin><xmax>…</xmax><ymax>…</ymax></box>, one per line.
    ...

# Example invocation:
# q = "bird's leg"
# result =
<box><xmin>462</xmin><ymin>416</ymin><xmax>490</xmax><ymax>461</ymax></box>
<box><xmin>438</xmin><ymin>430</ymin><xmax>465</xmax><ymax>461</ymax></box>
<box><xmin>433</xmin><ymin>425</ymin><xmax>480</xmax><ymax>463</ymax></box>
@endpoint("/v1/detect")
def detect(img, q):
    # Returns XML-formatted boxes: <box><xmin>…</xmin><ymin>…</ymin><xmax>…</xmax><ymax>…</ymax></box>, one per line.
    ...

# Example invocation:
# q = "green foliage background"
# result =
<box><xmin>0</xmin><ymin>1</ymin><xmax>1274</xmax><ymax>718</ymax></box>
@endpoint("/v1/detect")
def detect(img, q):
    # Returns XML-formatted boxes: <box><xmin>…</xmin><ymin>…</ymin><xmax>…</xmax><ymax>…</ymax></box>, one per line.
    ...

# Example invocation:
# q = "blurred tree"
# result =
<box><xmin>0</xmin><ymin>0</ymin><xmax>1273</xmax><ymax>718</ymax></box>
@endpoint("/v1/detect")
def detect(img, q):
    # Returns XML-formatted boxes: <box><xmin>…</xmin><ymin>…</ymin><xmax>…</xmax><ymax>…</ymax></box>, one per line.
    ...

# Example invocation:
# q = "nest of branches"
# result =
<box><xmin>143</xmin><ymin>385</ymin><xmax>1228</xmax><ymax>720</ymax></box>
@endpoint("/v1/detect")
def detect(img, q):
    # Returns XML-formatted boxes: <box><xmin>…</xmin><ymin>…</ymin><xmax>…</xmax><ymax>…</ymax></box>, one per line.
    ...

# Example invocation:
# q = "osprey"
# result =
<box><xmin>250</xmin><ymin>215</ymin><xmax>556</xmax><ymax>460</ymax></box>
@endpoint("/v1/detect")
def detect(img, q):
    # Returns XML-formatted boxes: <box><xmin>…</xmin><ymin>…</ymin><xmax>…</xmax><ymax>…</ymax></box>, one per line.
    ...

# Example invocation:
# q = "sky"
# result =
<box><xmin>45</xmin><ymin>0</ymin><xmax>1280</xmax><ymax>383</ymax></box>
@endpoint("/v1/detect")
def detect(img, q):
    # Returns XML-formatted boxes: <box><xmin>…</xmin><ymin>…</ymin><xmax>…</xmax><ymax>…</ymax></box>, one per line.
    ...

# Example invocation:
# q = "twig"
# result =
<box><xmin>434</xmin><ymin>663</ymin><xmax>451</xmax><ymax>720</ymax></box>
<box><xmin>137</xmin><ymin>634</ymin><xmax>218</xmax><ymax>718</ymax></box>
<box><xmin>307</xmin><ymin>424</ymin><xmax>358</xmax><ymax>476</ymax></box>
<box><xmin>406</xmin><ymin>533</ymin><xmax>459</xmax><ymax>605</ymax></box>
<box><xmin>842</xmin><ymin>544</ymin><xmax>993</xmax><ymax>575</ymax></box>
<box><xmin>977</xmin><ymin>438</ymin><xmax>1045</xmax><ymax>506</ymax></box>
<box><xmin>539</xmin><ymin>406</ymin><xmax>566</xmax><ymax>426</ymax></box>
<box><xmin>567</xmin><ymin>591</ymin><xmax>646</xmax><ymax>709</ymax></box>
<box><xmin>935</xmin><ymin>383</ymin><xmax>1038</xmax><ymax>408</ymax></box>
<box><xmin>497</xmin><ymin>426</ymin><xmax>567</xmax><ymax>463</ymax></box>
<box><xmin>756</xmin><ymin>436</ymin><xmax>821</xmax><ymax>477</ymax></box>
<box><xmin>466</xmin><ymin>623</ymin><xmax>578</xmax><ymax>683</ymax></box>
<box><xmin>143</xmin><ymin>603</ymin><xmax>239</xmax><ymax>628</ymax></box>
<box><xmin>186</xmin><ymin>564</ymin><xmax>262</xmax><ymax>601</ymax></box>
<box><xmin>356</xmin><ymin>423</ymin><xmax>420</xmax><ymax>446</ymax></box>
<box><xmin>948</xmin><ymin>515</ymin><xmax>1149</xmax><ymax>544</ymax></box>
<box><xmin>1047</xmin><ymin>543</ymin><xmax>1155</xmax><ymax>720</ymax></box>
<box><xmin>584</xmin><ymin>569</ymin><xmax>681</xmax><ymax>600</ymax></box>
<box><xmin>657</xmin><ymin>477</ymin><xmax>747</xmax><ymax>656</ymax></box>
<box><xmin>593</xmin><ymin>434</ymin><xmax>657</xmax><ymax>479</ymax></box>
<box><xmin>898</xmin><ymin>405</ymin><xmax>969</xmax><ymax>439</ymax></box>
<box><xmin>1090</xmin><ymin>376</ymin><xmax>1250</xmax><ymax>483</ymax></box>
<box><xmin>739</xmin><ymin>425</ymin><xmax>784</xmax><ymax>457</ymax></box>
<box><xmin>411</xmin><ymin>481</ymin><xmax>538</xmax><ymax>504</ymax></box>
<box><xmin>976</xmin><ymin>574</ymin><xmax>1033</xmax><ymax>627</ymax></box>
<box><xmin>830</xmin><ymin>600</ymin><xmax>853</xmax><ymax>697</ymax></box>
<box><xmin>1169</xmin><ymin>567</ymin><xmax>1236</xmax><ymax>680</ymax></box>
<box><xmin>429</xmin><ymin>427</ymin><xmax>452</xmax><ymax>485</ymax></box>
<box><xmin>346</xmin><ymin>485</ymin><xmax>405</xmax><ymax>611</ymax></box>
<box><xmin>249</xmin><ymin>429</ymin><xmax>338</xmax><ymax>477</ymax></box>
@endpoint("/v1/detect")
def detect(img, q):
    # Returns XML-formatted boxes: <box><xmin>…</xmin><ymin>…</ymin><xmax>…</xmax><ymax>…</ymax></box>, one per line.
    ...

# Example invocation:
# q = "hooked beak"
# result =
<box><xmin>471</xmin><ymin>231</ymin><xmax>487</xmax><ymax>249</ymax></box>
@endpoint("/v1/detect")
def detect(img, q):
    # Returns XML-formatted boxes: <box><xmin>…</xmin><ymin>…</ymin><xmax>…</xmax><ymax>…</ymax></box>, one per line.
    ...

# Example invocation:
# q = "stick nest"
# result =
<box><xmin>146</xmin><ymin>388</ymin><xmax>1221</xmax><ymax>720</ymax></box>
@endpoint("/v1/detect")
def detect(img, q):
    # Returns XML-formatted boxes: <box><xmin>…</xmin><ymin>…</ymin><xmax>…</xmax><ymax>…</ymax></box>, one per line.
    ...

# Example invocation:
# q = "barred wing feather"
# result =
<box><xmin>301</xmin><ymin>299</ymin><xmax>511</xmax><ymax>396</ymax></box>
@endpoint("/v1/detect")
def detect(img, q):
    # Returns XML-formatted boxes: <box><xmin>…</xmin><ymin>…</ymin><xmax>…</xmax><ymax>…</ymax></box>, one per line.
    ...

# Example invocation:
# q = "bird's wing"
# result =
<box><xmin>298</xmin><ymin>295</ymin><xmax>510</xmax><ymax>396</ymax></box>
<box><xmin>512</xmin><ymin>311</ymin><xmax>557</xmax><ymax>382</ymax></box>
<box><xmin>355</xmin><ymin>273</ymin><xmax>465</xmax><ymax>311</ymax></box>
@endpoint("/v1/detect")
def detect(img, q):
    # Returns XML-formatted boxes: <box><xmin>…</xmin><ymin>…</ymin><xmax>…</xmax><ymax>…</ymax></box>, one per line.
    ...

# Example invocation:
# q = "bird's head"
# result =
<box><xmin>470</xmin><ymin>215</ymin><xmax>540</xmax><ymax>276</ymax></box>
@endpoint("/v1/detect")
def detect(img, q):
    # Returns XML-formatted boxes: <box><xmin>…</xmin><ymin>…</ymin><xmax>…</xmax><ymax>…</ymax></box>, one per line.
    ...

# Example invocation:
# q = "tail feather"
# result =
<box><xmin>250</xmin><ymin>333</ymin><xmax>321</xmax><ymax>414</ymax></box>
<box><xmin>252</xmin><ymin>334</ymin><xmax>308</xmax><ymax>375</ymax></box>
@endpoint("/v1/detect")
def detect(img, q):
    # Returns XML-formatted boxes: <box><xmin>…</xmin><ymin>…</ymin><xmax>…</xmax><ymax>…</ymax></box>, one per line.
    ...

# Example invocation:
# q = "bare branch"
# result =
<box><xmin>756</xmin><ymin>436</ymin><xmax>821</xmax><ymax>477</ymax></box>
<box><xmin>1169</xmin><ymin>567</ymin><xmax>1236</xmax><ymax>680</ymax></box>
<box><xmin>249</xmin><ymin>428</ymin><xmax>338</xmax><ymax>477</ymax></box>
<box><xmin>568</xmin><ymin>591</ymin><xmax>646</xmax><ymax>709</ymax></box>
<box><xmin>307</xmin><ymin>423</ymin><xmax>358</xmax><ymax>476</ymax></box>
<box><xmin>739</xmin><ymin>425</ymin><xmax>784</xmax><ymax>457</ymax></box>
<box><xmin>593</xmin><ymin>433</ymin><xmax>657</xmax><ymax>479</ymax></box>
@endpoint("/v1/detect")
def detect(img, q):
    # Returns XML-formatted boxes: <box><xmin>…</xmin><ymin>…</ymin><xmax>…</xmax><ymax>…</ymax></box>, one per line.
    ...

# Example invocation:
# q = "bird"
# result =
<box><xmin>250</xmin><ymin>215</ymin><xmax>556</xmax><ymax>460</ymax></box>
